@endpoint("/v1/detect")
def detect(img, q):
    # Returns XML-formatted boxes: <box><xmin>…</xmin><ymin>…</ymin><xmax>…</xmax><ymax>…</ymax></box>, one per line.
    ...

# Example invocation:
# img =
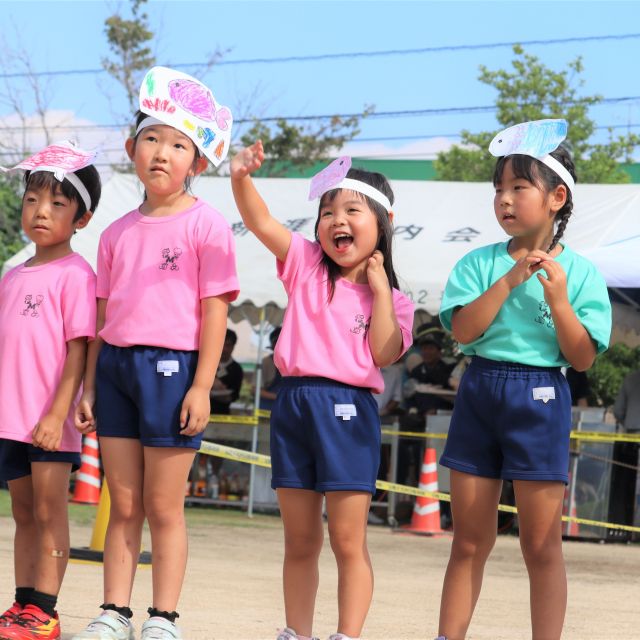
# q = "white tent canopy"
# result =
<box><xmin>5</xmin><ymin>174</ymin><xmax>640</xmax><ymax>322</ymax></box>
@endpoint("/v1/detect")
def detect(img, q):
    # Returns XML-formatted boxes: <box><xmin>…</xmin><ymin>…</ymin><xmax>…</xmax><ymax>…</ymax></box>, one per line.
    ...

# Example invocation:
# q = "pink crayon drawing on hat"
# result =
<box><xmin>308</xmin><ymin>156</ymin><xmax>352</xmax><ymax>200</ymax></box>
<box><xmin>16</xmin><ymin>143</ymin><xmax>95</xmax><ymax>174</ymax></box>
<box><xmin>168</xmin><ymin>79</ymin><xmax>232</xmax><ymax>131</ymax></box>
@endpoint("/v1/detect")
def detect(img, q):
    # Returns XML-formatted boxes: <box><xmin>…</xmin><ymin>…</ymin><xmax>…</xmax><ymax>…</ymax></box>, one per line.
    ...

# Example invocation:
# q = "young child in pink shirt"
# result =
<box><xmin>0</xmin><ymin>141</ymin><xmax>101</xmax><ymax>640</ymax></box>
<box><xmin>231</xmin><ymin>145</ymin><xmax>414</xmax><ymax>640</ymax></box>
<box><xmin>72</xmin><ymin>67</ymin><xmax>238</xmax><ymax>640</ymax></box>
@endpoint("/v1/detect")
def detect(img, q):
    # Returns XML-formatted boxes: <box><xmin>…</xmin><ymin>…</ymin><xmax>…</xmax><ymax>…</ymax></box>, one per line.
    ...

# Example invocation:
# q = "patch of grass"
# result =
<box><xmin>0</xmin><ymin>489</ymin><xmax>281</xmax><ymax>529</ymax></box>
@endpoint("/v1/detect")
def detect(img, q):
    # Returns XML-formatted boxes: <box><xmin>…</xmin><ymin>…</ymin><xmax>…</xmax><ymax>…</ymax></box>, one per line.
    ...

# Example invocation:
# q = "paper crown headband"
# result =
<box><xmin>137</xmin><ymin>66</ymin><xmax>233</xmax><ymax>167</ymax></box>
<box><xmin>308</xmin><ymin>156</ymin><xmax>392</xmax><ymax>211</ymax></box>
<box><xmin>0</xmin><ymin>140</ymin><xmax>96</xmax><ymax>211</ymax></box>
<box><xmin>489</xmin><ymin>119</ymin><xmax>575</xmax><ymax>194</ymax></box>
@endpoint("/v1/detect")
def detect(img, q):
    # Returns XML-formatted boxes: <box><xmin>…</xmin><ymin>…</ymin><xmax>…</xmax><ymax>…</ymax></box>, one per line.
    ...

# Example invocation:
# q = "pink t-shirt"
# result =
<box><xmin>0</xmin><ymin>253</ymin><xmax>96</xmax><ymax>452</ymax></box>
<box><xmin>274</xmin><ymin>233</ymin><xmax>414</xmax><ymax>393</ymax></box>
<box><xmin>97</xmin><ymin>199</ymin><xmax>239</xmax><ymax>350</ymax></box>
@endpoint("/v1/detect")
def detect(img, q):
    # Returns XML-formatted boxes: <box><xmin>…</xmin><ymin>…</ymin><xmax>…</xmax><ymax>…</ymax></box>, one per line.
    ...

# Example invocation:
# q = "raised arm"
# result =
<box><xmin>230</xmin><ymin>141</ymin><xmax>291</xmax><ymax>262</ymax></box>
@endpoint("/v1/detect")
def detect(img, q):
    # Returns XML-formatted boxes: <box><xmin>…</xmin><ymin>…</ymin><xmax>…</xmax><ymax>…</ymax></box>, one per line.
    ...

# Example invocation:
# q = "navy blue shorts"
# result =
<box><xmin>270</xmin><ymin>377</ymin><xmax>381</xmax><ymax>494</ymax></box>
<box><xmin>96</xmin><ymin>343</ymin><xmax>202</xmax><ymax>449</ymax></box>
<box><xmin>440</xmin><ymin>357</ymin><xmax>572</xmax><ymax>483</ymax></box>
<box><xmin>0</xmin><ymin>438</ymin><xmax>80</xmax><ymax>481</ymax></box>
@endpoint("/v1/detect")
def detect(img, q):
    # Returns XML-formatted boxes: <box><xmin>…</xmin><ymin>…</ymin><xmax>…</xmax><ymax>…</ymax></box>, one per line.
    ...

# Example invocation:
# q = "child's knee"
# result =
<box><xmin>284</xmin><ymin>529</ymin><xmax>324</xmax><ymax>561</ymax></box>
<box><xmin>451</xmin><ymin>530</ymin><xmax>496</xmax><ymax>561</ymax></box>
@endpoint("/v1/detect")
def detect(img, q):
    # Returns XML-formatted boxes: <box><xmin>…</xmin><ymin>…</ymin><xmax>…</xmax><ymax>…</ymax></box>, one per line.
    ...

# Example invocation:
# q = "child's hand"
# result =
<box><xmin>180</xmin><ymin>385</ymin><xmax>211</xmax><ymax>436</ymax></box>
<box><xmin>537</xmin><ymin>259</ymin><xmax>569</xmax><ymax>308</ymax></box>
<box><xmin>366</xmin><ymin>250</ymin><xmax>391</xmax><ymax>295</ymax></box>
<box><xmin>230</xmin><ymin>141</ymin><xmax>264</xmax><ymax>179</ymax></box>
<box><xmin>75</xmin><ymin>389</ymin><xmax>97</xmax><ymax>434</ymax></box>
<box><xmin>32</xmin><ymin>414</ymin><xmax>64</xmax><ymax>451</ymax></box>
<box><xmin>503</xmin><ymin>249</ymin><xmax>550</xmax><ymax>290</ymax></box>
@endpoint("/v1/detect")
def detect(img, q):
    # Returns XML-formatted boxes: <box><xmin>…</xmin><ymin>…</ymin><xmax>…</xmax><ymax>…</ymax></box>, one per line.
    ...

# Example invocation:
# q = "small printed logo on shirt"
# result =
<box><xmin>534</xmin><ymin>301</ymin><xmax>555</xmax><ymax>329</ymax></box>
<box><xmin>159</xmin><ymin>247</ymin><xmax>182</xmax><ymax>271</ymax></box>
<box><xmin>20</xmin><ymin>294</ymin><xmax>44</xmax><ymax>318</ymax></box>
<box><xmin>350</xmin><ymin>314</ymin><xmax>371</xmax><ymax>336</ymax></box>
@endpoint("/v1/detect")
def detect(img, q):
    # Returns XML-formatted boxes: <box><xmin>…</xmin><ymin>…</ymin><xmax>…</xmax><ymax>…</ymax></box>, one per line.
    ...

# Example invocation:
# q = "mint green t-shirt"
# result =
<box><xmin>439</xmin><ymin>242</ymin><xmax>612</xmax><ymax>367</ymax></box>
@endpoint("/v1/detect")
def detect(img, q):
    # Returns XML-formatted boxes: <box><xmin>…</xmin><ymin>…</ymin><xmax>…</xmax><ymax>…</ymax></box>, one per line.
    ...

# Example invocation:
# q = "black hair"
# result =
<box><xmin>492</xmin><ymin>144</ymin><xmax>577</xmax><ymax>252</ymax></box>
<box><xmin>269</xmin><ymin>326</ymin><xmax>282</xmax><ymax>347</ymax></box>
<box><xmin>314</xmin><ymin>167</ymin><xmax>399</xmax><ymax>301</ymax></box>
<box><xmin>225</xmin><ymin>328</ymin><xmax>238</xmax><ymax>345</ymax></box>
<box><xmin>23</xmin><ymin>165</ymin><xmax>102</xmax><ymax>222</ymax></box>
<box><xmin>131</xmin><ymin>110</ymin><xmax>202</xmax><ymax>193</ymax></box>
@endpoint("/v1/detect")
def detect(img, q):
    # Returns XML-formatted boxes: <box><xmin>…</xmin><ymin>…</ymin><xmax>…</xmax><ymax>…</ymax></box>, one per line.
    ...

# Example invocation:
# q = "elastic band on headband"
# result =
<box><xmin>135</xmin><ymin>116</ymin><xmax>165</xmax><ymax>136</ymax></box>
<box><xmin>539</xmin><ymin>154</ymin><xmax>575</xmax><ymax>194</ymax></box>
<box><xmin>322</xmin><ymin>177</ymin><xmax>391</xmax><ymax>211</ymax></box>
<box><xmin>30</xmin><ymin>168</ymin><xmax>92</xmax><ymax>211</ymax></box>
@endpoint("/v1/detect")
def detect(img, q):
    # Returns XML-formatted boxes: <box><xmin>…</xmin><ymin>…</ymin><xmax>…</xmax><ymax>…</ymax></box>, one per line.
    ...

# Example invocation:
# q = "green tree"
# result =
<box><xmin>102</xmin><ymin>0</ymin><xmax>154</xmax><ymax>118</ymax></box>
<box><xmin>240</xmin><ymin>110</ymin><xmax>370</xmax><ymax>177</ymax></box>
<box><xmin>0</xmin><ymin>174</ymin><xmax>25</xmax><ymax>264</ymax></box>
<box><xmin>435</xmin><ymin>46</ymin><xmax>640</xmax><ymax>183</ymax></box>
<box><xmin>103</xmin><ymin>0</ymin><xmax>369</xmax><ymax>172</ymax></box>
<box><xmin>587</xmin><ymin>343</ymin><xmax>640</xmax><ymax>407</ymax></box>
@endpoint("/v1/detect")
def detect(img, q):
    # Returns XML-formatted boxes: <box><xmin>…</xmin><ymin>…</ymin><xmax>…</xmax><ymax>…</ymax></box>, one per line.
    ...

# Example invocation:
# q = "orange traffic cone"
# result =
<box><xmin>562</xmin><ymin>484</ymin><xmax>579</xmax><ymax>537</ymax></box>
<box><xmin>71</xmin><ymin>433</ymin><xmax>101</xmax><ymax>504</ymax></box>
<box><xmin>403</xmin><ymin>447</ymin><xmax>445</xmax><ymax>536</ymax></box>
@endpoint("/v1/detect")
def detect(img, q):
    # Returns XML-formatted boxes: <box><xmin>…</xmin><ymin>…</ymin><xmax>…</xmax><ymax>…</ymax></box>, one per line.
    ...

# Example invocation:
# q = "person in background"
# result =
<box><xmin>257</xmin><ymin>326</ymin><xmax>282</xmax><ymax>411</ymax></box>
<box><xmin>210</xmin><ymin>328</ymin><xmax>244</xmax><ymax>415</ymax></box>
<box><xmin>565</xmin><ymin>367</ymin><xmax>590</xmax><ymax>407</ymax></box>
<box><xmin>405</xmin><ymin>327</ymin><xmax>454</xmax><ymax>416</ymax></box>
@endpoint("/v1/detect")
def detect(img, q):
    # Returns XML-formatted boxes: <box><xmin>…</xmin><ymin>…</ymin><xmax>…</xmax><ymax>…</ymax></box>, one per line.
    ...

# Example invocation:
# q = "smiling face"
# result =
<box><xmin>315</xmin><ymin>189</ymin><xmax>381</xmax><ymax>283</ymax></box>
<box><xmin>493</xmin><ymin>158</ymin><xmax>566</xmax><ymax>246</ymax></box>
<box><xmin>126</xmin><ymin>124</ymin><xmax>206</xmax><ymax>199</ymax></box>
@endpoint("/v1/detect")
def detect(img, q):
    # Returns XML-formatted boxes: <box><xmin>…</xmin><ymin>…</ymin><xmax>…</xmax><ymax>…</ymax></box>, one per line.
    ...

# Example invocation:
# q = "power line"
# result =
<box><xmin>0</xmin><ymin>96</ymin><xmax>638</xmax><ymax>132</ymax></box>
<box><xmin>354</xmin><ymin>122</ymin><xmax>640</xmax><ymax>143</ymax></box>
<box><xmin>0</xmin><ymin>33</ymin><xmax>639</xmax><ymax>79</ymax></box>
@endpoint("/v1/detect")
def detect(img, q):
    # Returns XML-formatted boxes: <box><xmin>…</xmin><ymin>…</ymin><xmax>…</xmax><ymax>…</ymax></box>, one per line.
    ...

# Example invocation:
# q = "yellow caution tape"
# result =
<box><xmin>381</xmin><ymin>428</ymin><xmax>640</xmax><ymax>444</ymax></box>
<box><xmin>570</xmin><ymin>431</ymin><xmax>640</xmax><ymax>443</ymax></box>
<box><xmin>209</xmin><ymin>414</ymin><xmax>260</xmax><ymax>425</ymax></box>
<box><xmin>198</xmin><ymin>442</ymin><xmax>640</xmax><ymax>534</ymax></box>
<box><xmin>199</xmin><ymin>441</ymin><xmax>271</xmax><ymax>468</ymax></box>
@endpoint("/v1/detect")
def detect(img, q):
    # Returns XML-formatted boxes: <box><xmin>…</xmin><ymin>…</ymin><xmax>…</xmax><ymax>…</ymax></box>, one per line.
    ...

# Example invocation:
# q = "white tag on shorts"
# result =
<box><xmin>335</xmin><ymin>403</ymin><xmax>357</xmax><ymax>421</ymax></box>
<box><xmin>157</xmin><ymin>360</ymin><xmax>179</xmax><ymax>377</ymax></box>
<box><xmin>533</xmin><ymin>386</ymin><xmax>555</xmax><ymax>403</ymax></box>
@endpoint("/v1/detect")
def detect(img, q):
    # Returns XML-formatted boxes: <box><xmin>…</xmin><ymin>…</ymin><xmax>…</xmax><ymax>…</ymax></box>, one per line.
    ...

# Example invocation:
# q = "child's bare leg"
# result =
<box><xmin>100</xmin><ymin>436</ymin><xmax>145</xmax><ymax>605</ymax></box>
<box><xmin>514</xmin><ymin>480</ymin><xmax>566</xmax><ymax>640</ymax></box>
<box><xmin>143</xmin><ymin>446</ymin><xmax>196</xmax><ymax>611</ymax></box>
<box><xmin>278</xmin><ymin>488</ymin><xmax>324</xmax><ymax>637</ymax></box>
<box><xmin>439</xmin><ymin>470</ymin><xmax>502</xmax><ymax>640</ymax></box>
<box><xmin>30</xmin><ymin>462</ymin><xmax>73</xmax><ymax>595</ymax></box>
<box><xmin>326</xmin><ymin>491</ymin><xmax>373</xmax><ymax>638</ymax></box>
<box><xmin>8</xmin><ymin>476</ymin><xmax>37</xmax><ymax>589</ymax></box>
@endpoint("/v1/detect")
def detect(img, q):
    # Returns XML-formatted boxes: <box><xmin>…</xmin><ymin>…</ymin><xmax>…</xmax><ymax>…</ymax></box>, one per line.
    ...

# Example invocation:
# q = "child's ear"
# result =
<box><xmin>387</xmin><ymin>210</ymin><xmax>394</xmax><ymax>225</ymax></box>
<box><xmin>550</xmin><ymin>184</ymin><xmax>568</xmax><ymax>212</ymax></box>
<box><xmin>74</xmin><ymin>210</ymin><xmax>93</xmax><ymax>230</ymax></box>
<box><xmin>192</xmin><ymin>156</ymin><xmax>208</xmax><ymax>176</ymax></box>
<box><xmin>124</xmin><ymin>137</ymin><xmax>136</xmax><ymax>160</ymax></box>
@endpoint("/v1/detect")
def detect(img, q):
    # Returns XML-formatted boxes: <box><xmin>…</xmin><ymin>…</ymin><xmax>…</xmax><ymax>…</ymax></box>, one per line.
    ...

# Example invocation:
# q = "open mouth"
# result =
<box><xmin>502</xmin><ymin>213</ymin><xmax>516</xmax><ymax>221</ymax></box>
<box><xmin>333</xmin><ymin>233</ymin><xmax>353</xmax><ymax>250</ymax></box>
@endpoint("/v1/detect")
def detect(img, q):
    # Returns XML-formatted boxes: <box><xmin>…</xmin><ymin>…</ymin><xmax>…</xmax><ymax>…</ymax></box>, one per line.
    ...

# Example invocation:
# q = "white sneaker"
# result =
<box><xmin>328</xmin><ymin>635</ymin><xmax>359</xmax><ymax>640</ymax></box>
<box><xmin>140</xmin><ymin>617</ymin><xmax>181</xmax><ymax>639</ymax></box>
<box><xmin>71</xmin><ymin>610</ymin><xmax>134</xmax><ymax>640</ymax></box>
<box><xmin>277</xmin><ymin>629</ymin><xmax>320</xmax><ymax>640</ymax></box>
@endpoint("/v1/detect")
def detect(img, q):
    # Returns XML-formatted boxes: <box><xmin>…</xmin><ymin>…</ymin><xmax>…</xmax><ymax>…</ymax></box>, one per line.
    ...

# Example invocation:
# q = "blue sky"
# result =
<box><xmin>1</xmin><ymin>0</ymin><xmax>639</xmax><ymax>168</ymax></box>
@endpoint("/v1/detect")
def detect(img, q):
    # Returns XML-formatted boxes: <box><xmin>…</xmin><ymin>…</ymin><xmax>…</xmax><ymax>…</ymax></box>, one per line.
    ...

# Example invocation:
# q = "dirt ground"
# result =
<box><xmin>0</xmin><ymin>511</ymin><xmax>638</xmax><ymax>640</ymax></box>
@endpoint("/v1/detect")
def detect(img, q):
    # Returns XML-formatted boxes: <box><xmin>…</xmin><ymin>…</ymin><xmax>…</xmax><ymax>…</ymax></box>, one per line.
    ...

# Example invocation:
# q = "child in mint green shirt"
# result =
<box><xmin>435</xmin><ymin>120</ymin><xmax>612</xmax><ymax>640</ymax></box>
